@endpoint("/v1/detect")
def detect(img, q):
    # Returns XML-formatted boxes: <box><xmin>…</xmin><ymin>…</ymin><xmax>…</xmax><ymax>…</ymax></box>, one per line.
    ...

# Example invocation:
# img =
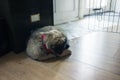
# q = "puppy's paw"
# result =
<box><xmin>60</xmin><ymin>50</ymin><xmax>71</xmax><ymax>57</ymax></box>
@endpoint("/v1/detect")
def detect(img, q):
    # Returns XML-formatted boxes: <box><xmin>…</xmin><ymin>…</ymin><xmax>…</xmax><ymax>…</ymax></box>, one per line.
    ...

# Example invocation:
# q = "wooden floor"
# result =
<box><xmin>1</xmin><ymin>32</ymin><xmax>120</xmax><ymax>80</ymax></box>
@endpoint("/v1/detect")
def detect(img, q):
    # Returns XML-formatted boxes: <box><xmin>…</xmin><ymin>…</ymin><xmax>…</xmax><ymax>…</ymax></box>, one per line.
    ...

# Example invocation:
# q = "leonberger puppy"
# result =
<box><xmin>26</xmin><ymin>26</ymin><xmax>71</xmax><ymax>61</ymax></box>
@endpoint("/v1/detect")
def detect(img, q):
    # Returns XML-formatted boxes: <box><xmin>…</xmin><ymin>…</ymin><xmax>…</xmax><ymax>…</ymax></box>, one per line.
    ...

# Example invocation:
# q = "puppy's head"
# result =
<box><xmin>45</xmin><ymin>30</ymin><xmax>70</xmax><ymax>56</ymax></box>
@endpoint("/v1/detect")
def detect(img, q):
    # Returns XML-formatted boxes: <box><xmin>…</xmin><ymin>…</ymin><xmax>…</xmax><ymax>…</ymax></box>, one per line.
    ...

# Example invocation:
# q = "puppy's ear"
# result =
<box><xmin>46</xmin><ymin>32</ymin><xmax>53</xmax><ymax>38</ymax></box>
<box><xmin>44</xmin><ymin>32</ymin><xmax>53</xmax><ymax>42</ymax></box>
<box><xmin>61</xmin><ymin>37</ymin><xmax>66</xmax><ymax>41</ymax></box>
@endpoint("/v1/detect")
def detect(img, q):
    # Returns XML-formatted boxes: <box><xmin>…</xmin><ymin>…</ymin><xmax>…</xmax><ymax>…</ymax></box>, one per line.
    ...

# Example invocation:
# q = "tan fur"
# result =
<box><xmin>26</xmin><ymin>26</ymin><xmax>69</xmax><ymax>61</ymax></box>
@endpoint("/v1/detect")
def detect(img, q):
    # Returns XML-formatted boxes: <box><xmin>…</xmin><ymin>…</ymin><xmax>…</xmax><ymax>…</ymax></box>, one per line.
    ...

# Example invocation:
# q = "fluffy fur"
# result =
<box><xmin>26</xmin><ymin>26</ymin><xmax>70</xmax><ymax>61</ymax></box>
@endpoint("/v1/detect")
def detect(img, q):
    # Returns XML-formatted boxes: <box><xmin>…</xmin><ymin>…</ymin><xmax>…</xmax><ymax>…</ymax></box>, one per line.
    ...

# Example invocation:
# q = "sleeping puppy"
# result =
<box><xmin>26</xmin><ymin>26</ymin><xmax>71</xmax><ymax>61</ymax></box>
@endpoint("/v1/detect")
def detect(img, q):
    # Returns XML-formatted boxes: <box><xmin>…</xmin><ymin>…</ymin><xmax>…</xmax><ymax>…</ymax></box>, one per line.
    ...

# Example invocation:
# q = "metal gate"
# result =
<box><xmin>85</xmin><ymin>0</ymin><xmax>120</xmax><ymax>33</ymax></box>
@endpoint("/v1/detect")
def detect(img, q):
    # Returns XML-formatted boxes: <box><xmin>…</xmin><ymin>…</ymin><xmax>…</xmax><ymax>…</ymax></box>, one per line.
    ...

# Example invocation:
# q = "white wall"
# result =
<box><xmin>79</xmin><ymin>0</ymin><xmax>86</xmax><ymax>18</ymax></box>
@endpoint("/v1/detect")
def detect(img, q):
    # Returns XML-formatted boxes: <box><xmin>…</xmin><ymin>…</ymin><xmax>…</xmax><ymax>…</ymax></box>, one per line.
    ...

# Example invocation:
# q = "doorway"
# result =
<box><xmin>53</xmin><ymin>0</ymin><xmax>79</xmax><ymax>25</ymax></box>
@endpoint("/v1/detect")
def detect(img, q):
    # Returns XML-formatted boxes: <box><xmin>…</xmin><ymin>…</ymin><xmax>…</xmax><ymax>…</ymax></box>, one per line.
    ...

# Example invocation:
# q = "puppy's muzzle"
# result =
<box><xmin>51</xmin><ymin>39</ymin><xmax>70</xmax><ymax>56</ymax></box>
